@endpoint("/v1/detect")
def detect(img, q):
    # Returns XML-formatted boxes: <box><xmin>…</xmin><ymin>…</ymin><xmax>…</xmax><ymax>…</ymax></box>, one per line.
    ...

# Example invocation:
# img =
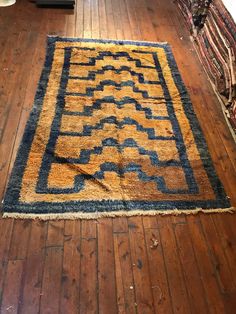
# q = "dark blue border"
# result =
<box><xmin>2</xmin><ymin>37</ymin><xmax>230</xmax><ymax>214</ymax></box>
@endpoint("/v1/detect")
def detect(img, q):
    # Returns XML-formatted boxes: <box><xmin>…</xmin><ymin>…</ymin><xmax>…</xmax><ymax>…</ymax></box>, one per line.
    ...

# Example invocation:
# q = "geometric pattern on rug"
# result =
<box><xmin>2</xmin><ymin>37</ymin><xmax>231</xmax><ymax>218</ymax></box>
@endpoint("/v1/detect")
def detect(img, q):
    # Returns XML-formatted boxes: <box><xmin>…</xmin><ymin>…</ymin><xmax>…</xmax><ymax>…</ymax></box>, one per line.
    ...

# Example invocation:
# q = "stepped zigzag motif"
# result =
<box><xmin>71</xmin><ymin>51</ymin><xmax>156</xmax><ymax>69</ymax></box>
<box><xmin>69</xmin><ymin>66</ymin><xmax>160</xmax><ymax>84</ymax></box>
<box><xmin>37</xmin><ymin>161</ymin><xmax>197</xmax><ymax>195</ymax></box>
<box><xmin>53</xmin><ymin>138</ymin><xmax>181</xmax><ymax>166</ymax></box>
<box><xmin>64</xmin><ymin>96</ymin><xmax>168</xmax><ymax>119</ymax></box>
<box><xmin>66</xmin><ymin>79</ymin><xmax>164</xmax><ymax>99</ymax></box>
<box><xmin>59</xmin><ymin>116</ymin><xmax>174</xmax><ymax>140</ymax></box>
<box><xmin>61</xmin><ymin>110</ymin><xmax>170</xmax><ymax>134</ymax></box>
<box><xmin>55</xmin><ymin>134</ymin><xmax>179</xmax><ymax>162</ymax></box>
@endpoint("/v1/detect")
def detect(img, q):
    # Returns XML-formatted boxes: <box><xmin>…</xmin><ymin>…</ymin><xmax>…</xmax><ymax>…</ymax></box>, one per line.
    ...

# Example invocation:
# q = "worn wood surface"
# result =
<box><xmin>0</xmin><ymin>0</ymin><xmax>236</xmax><ymax>313</ymax></box>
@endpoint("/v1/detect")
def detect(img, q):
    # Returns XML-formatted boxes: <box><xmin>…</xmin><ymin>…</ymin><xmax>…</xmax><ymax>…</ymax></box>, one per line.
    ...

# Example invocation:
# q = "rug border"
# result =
<box><xmin>2</xmin><ymin>36</ymin><xmax>231</xmax><ymax>217</ymax></box>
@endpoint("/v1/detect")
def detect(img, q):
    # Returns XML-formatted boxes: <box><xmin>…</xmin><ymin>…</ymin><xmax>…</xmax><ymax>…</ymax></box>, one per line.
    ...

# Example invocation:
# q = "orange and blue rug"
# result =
<box><xmin>2</xmin><ymin>37</ymin><xmax>234</xmax><ymax>219</ymax></box>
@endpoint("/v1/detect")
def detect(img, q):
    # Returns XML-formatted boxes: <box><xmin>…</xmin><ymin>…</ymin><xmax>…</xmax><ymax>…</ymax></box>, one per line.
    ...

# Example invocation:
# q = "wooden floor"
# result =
<box><xmin>0</xmin><ymin>0</ymin><xmax>236</xmax><ymax>313</ymax></box>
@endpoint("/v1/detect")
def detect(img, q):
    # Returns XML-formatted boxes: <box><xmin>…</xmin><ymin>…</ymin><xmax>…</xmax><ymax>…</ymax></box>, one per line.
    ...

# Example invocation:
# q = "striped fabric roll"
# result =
<box><xmin>176</xmin><ymin>0</ymin><xmax>236</xmax><ymax>134</ymax></box>
<box><xmin>175</xmin><ymin>0</ymin><xmax>212</xmax><ymax>33</ymax></box>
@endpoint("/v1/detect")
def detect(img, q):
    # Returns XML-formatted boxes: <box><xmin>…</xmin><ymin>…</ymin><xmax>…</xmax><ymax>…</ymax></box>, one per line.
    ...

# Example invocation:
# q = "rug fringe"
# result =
<box><xmin>1</xmin><ymin>207</ymin><xmax>236</xmax><ymax>220</ymax></box>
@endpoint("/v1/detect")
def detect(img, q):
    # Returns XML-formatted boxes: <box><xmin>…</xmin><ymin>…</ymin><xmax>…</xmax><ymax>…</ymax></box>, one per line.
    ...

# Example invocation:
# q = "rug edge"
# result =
<box><xmin>2</xmin><ymin>207</ymin><xmax>236</xmax><ymax>220</ymax></box>
<box><xmin>47</xmin><ymin>35</ymin><xmax>169</xmax><ymax>47</ymax></box>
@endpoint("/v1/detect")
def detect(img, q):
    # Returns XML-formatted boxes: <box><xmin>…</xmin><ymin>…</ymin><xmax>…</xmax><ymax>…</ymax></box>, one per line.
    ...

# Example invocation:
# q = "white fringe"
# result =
<box><xmin>2</xmin><ymin>207</ymin><xmax>236</xmax><ymax>220</ymax></box>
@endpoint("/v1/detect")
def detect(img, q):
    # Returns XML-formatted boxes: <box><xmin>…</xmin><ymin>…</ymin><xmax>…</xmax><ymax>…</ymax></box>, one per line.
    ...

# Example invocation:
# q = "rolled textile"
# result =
<box><xmin>175</xmin><ymin>0</ymin><xmax>212</xmax><ymax>33</ymax></box>
<box><xmin>176</xmin><ymin>0</ymin><xmax>236</xmax><ymax>134</ymax></box>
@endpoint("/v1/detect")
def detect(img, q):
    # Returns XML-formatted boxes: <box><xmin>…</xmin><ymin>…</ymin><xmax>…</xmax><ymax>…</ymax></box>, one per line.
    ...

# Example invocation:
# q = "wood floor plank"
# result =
<box><xmin>113</xmin><ymin>217</ymin><xmax>128</xmax><ymax>233</ymax></box>
<box><xmin>60</xmin><ymin>221</ymin><xmax>81</xmax><ymax>314</ymax></box>
<box><xmin>39</xmin><ymin>221</ymin><xmax>64</xmax><ymax>313</ymax></box>
<box><xmin>75</xmin><ymin>0</ymin><xmax>84</xmax><ymax>37</ymax></box>
<box><xmin>212</xmin><ymin>214</ymin><xmax>236</xmax><ymax>288</ymax></box>
<box><xmin>79</xmin><ymin>237</ymin><xmax>98</xmax><ymax>313</ymax></box>
<box><xmin>111</xmin><ymin>0</ymin><xmax>124</xmax><ymax>39</ymax></box>
<box><xmin>46</xmin><ymin>11</ymin><xmax>67</xmax><ymax>37</ymax></box>
<box><xmin>113</xmin><ymin>232</ymin><xmax>136</xmax><ymax>314</ymax></box>
<box><xmin>146</xmin><ymin>0</ymin><xmax>174</xmax><ymax>28</ymax></box>
<box><xmin>144</xmin><ymin>228</ymin><xmax>173</xmax><ymax>314</ymax></box>
<box><xmin>91</xmin><ymin>0</ymin><xmax>100</xmax><ymax>38</ymax></box>
<box><xmin>39</xmin><ymin>246</ymin><xmax>64</xmax><ymax>314</ymax></box>
<box><xmin>46</xmin><ymin>221</ymin><xmax>64</xmax><ymax>247</ymax></box>
<box><xmin>0</xmin><ymin>1</ymin><xmax>32</xmax><ymax>139</ymax></box>
<box><xmin>8</xmin><ymin>220</ymin><xmax>31</xmax><ymax>261</ymax></box>
<box><xmin>174</xmin><ymin>220</ymin><xmax>209</xmax><ymax>313</ymax></box>
<box><xmin>19</xmin><ymin>221</ymin><xmax>47</xmax><ymax>314</ymax></box>
<box><xmin>0</xmin><ymin>260</ymin><xmax>24</xmax><ymax>314</ymax></box>
<box><xmin>142</xmin><ymin>216</ymin><xmax>158</xmax><ymax>229</ymax></box>
<box><xmin>105</xmin><ymin>0</ymin><xmax>117</xmax><ymax>39</ymax></box>
<box><xmin>128</xmin><ymin>217</ymin><xmax>155</xmax><ymax>313</ymax></box>
<box><xmin>0</xmin><ymin>219</ymin><xmax>14</xmax><ymax>305</ymax></box>
<box><xmin>98</xmin><ymin>0</ymin><xmax>108</xmax><ymax>39</ymax></box>
<box><xmin>157</xmin><ymin>217</ymin><xmax>192</xmax><ymax>313</ymax></box>
<box><xmin>223</xmin><ymin>291</ymin><xmax>236</xmax><ymax>314</ymax></box>
<box><xmin>117</xmin><ymin>0</ymin><xmax>132</xmax><ymax>40</ymax></box>
<box><xmin>65</xmin><ymin>9</ymin><xmax>76</xmax><ymax>37</ymax></box>
<box><xmin>124</xmin><ymin>0</ymin><xmax>141</xmax><ymax>40</ymax></box>
<box><xmin>133</xmin><ymin>0</ymin><xmax>156</xmax><ymax>41</ymax></box>
<box><xmin>186</xmin><ymin>216</ymin><xmax>226</xmax><ymax>314</ymax></box>
<box><xmin>200</xmin><ymin>215</ymin><xmax>235</xmax><ymax>293</ymax></box>
<box><xmin>81</xmin><ymin>220</ymin><xmax>97</xmax><ymax>239</ymax></box>
<box><xmin>84</xmin><ymin>0</ymin><xmax>92</xmax><ymax>38</ymax></box>
<box><xmin>97</xmin><ymin>219</ymin><xmax>117</xmax><ymax>314</ymax></box>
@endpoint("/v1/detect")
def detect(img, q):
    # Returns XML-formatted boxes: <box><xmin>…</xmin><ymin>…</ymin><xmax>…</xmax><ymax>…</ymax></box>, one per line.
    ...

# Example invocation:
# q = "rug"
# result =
<box><xmin>2</xmin><ymin>37</ymin><xmax>233</xmax><ymax>219</ymax></box>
